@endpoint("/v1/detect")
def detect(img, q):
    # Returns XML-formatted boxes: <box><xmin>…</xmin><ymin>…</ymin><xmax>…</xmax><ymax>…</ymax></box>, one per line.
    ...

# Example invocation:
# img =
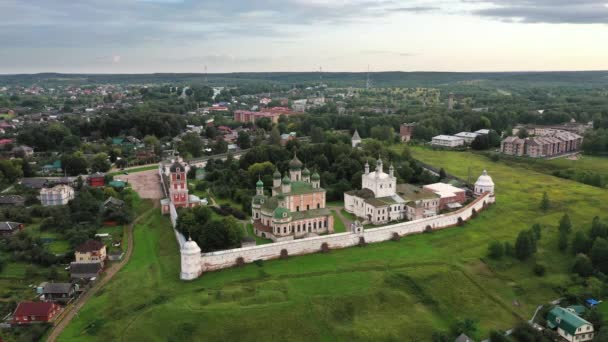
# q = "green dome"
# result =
<box><xmin>273</xmin><ymin>207</ymin><xmax>291</xmax><ymax>219</ymax></box>
<box><xmin>311</xmin><ymin>172</ymin><xmax>320</xmax><ymax>181</ymax></box>
<box><xmin>277</xmin><ymin>193</ymin><xmax>285</xmax><ymax>200</ymax></box>
<box><xmin>256</xmin><ymin>179</ymin><xmax>264</xmax><ymax>187</ymax></box>
<box><xmin>282</xmin><ymin>176</ymin><xmax>291</xmax><ymax>184</ymax></box>
<box><xmin>289</xmin><ymin>155</ymin><xmax>303</xmax><ymax>170</ymax></box>
<box><xmin>302</xmin><ymin>168</ymin><xmax>311</xmax><ymax>176</ymax></box>
<box><xmin>252</xmin><ymin>194</ymin><xmax>266</xmax><ymax>204</ymax></box>
<box><xmin>273</xmin><ymin>170</ymin><xmax>281</xmax><ymax>179</ymax></box>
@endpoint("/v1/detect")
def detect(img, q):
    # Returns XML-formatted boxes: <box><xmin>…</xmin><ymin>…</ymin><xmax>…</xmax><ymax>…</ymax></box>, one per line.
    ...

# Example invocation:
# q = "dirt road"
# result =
<box><xmin>115</xmin><ymin>169</ymin><xmax>163</xmax><ymax>200</ymax></box>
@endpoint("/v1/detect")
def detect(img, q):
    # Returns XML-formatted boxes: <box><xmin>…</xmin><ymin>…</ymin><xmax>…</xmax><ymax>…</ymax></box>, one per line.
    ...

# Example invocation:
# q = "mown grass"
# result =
<box><xmin>332</xmin><ymin>210</ymin><xmax>346</xmax><ymax>233</ymax></box>
<box><xmin>58</xmin><ymin>148</ymin><xmax>608</xmax><ymax>341</ymax></box>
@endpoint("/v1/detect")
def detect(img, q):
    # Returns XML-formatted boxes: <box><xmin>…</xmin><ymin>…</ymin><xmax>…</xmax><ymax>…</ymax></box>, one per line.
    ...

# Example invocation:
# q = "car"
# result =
<box><xmin>124</xmin><ymin>171</ymin><xmax>129</xmax><ymax>175</ymax></box>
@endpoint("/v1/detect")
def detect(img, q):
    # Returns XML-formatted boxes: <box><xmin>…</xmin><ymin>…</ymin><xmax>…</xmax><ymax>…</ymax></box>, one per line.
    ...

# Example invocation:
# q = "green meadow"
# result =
<box><xmin>58</xmin><ymin>148</ymin><xmax>608</xmax><ymax>341</ymax></box>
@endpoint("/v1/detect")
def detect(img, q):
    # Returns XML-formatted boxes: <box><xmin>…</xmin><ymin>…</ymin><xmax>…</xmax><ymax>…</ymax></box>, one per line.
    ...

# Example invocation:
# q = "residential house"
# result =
<box><xmin>0</xmin><ymin>195</ymin><xmax>25</xmax><ymax>206</ymax></box>
<box><xmin>547</xmin><ymin>306</ymin><xmax>594</xmax><ymax>342</ymax></box>
<box><xmin>40</xmin><ymin>185</ymin><xmax>75</xmax><ymax>206</ymax></box>
<box><xmin>11</xmin><ymin>145</ymin><xmax>34</xmax><ymax>157</ymax></box>
<box><xmin>12</xmin><ymin>302</ymin><xmax>61</xmax><ymax>324</ymax></box>
<box><xmin>87</xmin><ymin>173</ymin><xmax>106</xmax><ymax>187</ymax></box>
<box><xmin>69</xmin><ymin>261</ymin><xmax>102</xmax><ymax>280</ymax></box>
<box><xmin>400</xmin><ymin>123</ymin><xmax>415</xmax><ymax>142</ymax></box>
<box><xmin>41</xmin><ymin>283</ymin><xmax>76</xmax><ymax>303</ymax></box>
<box><xmin>455</xmin><ymin>132</ymin><xmax>479</xmax><ymax>144</ymax></box>
<box><xmin>0</xmin><ymin>221</ymin><xmax>24</xmax><ymax>237</ymax></box>
<box><xmin>74</xmin><ymin>240</ymin><xmax>107</xmax><ymax>264</ymax></box>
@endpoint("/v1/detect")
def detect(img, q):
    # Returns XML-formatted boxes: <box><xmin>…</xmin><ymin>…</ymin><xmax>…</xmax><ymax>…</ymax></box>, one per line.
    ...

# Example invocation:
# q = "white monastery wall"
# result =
<box><xmin>193</xmin><ymin>193</ymin><xmax>494</xmax><ymax>276</ymax></box>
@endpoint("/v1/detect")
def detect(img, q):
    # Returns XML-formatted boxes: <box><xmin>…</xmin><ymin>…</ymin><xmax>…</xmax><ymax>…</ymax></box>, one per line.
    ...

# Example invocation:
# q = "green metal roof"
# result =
<box><xmin>547</xmin><ymin>307</ymin><xmax>592</xmax><ymax>335</ymax></box>
<box><xmin>273</xmin><ymin>207</ymin><xmax>291</xmax><ymax>219</ymax></box>
<box><xmin>273</xmin><ymin>170</ymin><xmax>281</xmax><ymax>178</ymax></box>
<box><xmin>291</xmin><ymin>208</ymin><xmax>331</xmax><ymax>220</ymax></box>
<box><xmin>289</xmin><ymin>155</ymin><xmax>303</xmax><ymax>170</ymax></box>
<box><xmin>302</xmin><ymin>168</ymin><xmax>310</xmax><ymax>176</ymax></box>
<box><xmin>108</xmin><ymin>180</ymin><xmax>126</xmax><ymax>188</ymax></box>
<box><xmin>256</xmin><ymin>179</ymin><xmax>264</xmax><ymax>187</ymax></box>
<box><xmin>252</xmin><ymin>194</ymin><xmax>267</xmax><ymax>205</ymax></box>
<box><xmin>311</xmin><ymin>172</ymin><xmax>320</xmax><ymax>181</ymax></box>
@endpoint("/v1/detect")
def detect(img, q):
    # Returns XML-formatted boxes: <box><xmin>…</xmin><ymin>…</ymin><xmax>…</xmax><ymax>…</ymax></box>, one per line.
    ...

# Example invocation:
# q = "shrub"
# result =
<box><xmin>236</xmin><ymin>257</ymin><xmax>245</xmax><ymax>267</ymax></box>
<box><xmin>253</xmin><ymin>259</ymin><xmax>264</xmax><ymax>267</ymax></box>
<box><xmin>425</xmin><ymin>225</ymin><xmax>433</xmax><ymax>233</ymax></box>
<box><xmin>280</xmin><ymin>249</ymin><xmax>288</xmax><ymax>259</ymax></box>
<box><xmin>533</xmin><ymin>264</ymin><xmax>546</xmax><ymax>276</ymax></box>
<box><xmin>391</xmin><ymin>232</ymin><xmax>400</xmax><ymax>241</ymax></box>
<box><xmin>358</xmin><ymin>236</ymin><xmax>367</xmax><ymax>247</ymax></box>
<box><xmin>487</xmin><ymin>241</ymin><xmax>504</xmax><ymax>259</ymax></box>
<box><xmin>471</xmin><ymin>208</ymin><xmax>478</xmax><ymax>219</ymax></box>
<box><xmin>320</xmin><ymin>242</ymin><xmax>330</xmax><ymax>253</ymax></box>
<box><xmin>457</xmin><ymin>217</ymin><xmax>464</xmax><ymax>227</ymax></box>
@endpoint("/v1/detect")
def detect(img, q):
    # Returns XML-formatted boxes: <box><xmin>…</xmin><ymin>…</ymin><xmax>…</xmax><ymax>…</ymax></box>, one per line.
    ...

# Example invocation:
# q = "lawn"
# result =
<box><xmin>245</xmin><ymin>223</ymin><xmax>272</xmax><ymax>245</ymax></box>
<box><xmin>58</xmin><ymin>149</ymin><xmax>608</xmax><ymax>341</ymax></box>
<box><xmin>332</xmin><ymin>210</ymin><xmax>346</xmax><ymax>233</ymax></box>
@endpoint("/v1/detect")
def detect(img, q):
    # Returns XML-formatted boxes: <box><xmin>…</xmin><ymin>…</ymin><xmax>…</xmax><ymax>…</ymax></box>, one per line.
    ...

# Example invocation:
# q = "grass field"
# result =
<box><xmin>58</xmin><ymin>148</ymin><xmax>608</xmax><ymax>341</ymax></box>
<box><xmin>108</xmin><ymin>165</ymin><xmax>158</xmax><ymax>176</ymax></box>
<box><xmin>332</xmin><ymin>210</ymin><xmax>346</xmax><ymax>233</ymax></box>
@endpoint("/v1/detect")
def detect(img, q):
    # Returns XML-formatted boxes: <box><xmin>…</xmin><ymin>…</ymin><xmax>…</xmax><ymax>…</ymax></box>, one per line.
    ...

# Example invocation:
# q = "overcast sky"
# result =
<box><xmin>1</xmin><ymin>0</ymin><xmax>607</xmax><ymax>74</ymax></box>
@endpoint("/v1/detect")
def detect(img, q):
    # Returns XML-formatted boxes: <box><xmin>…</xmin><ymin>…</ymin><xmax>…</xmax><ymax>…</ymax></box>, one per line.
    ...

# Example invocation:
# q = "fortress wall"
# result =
<box><xmin>196</xmin><ymin>193</ymin><xmax>494</xmax><ymax>274</ymax></box>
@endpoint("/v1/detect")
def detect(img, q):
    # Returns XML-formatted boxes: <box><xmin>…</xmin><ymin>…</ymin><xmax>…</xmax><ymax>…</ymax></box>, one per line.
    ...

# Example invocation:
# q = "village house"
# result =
<box><xmin>0</xmin><ymin>221</ymin><xmax>24</xmax><ymax>237</ymax></box>
<box><xmin>0</xmin><ymin>195</ymin><xmax>25</xmax><ymax>206</ymax></box>
<box><xmin>40</xmin><ymin>184</ymin><xmax>75</xmax><ymax>206</ymax></box>
<box><xmin>11</xmin><ymin>145</ymin><xmax>34</xmax><ymax>157</ymax></box>
<box><xmin>41</xmin><ymin>282</ymin><xmax>76</xmax><ymax>303</ymax></box>
<box><xmin>70</xmin><ymin>262</ymin><xmax>102</xmax><ymax>280</ymax></box>
<box><xmin>431</xmin><ymin>135</ymin><xmax>465</xmax><ymax>148</ymax></box>
<box><xmin>12</xmin><ymin>302</ymin><xmax>61</xmax><ymax>324</ymax></box>
<box><xmin>87</xmin><ymin>172</ymin><xmax>106</xmax><ymax>187</ymax></box>
<box><xmin>547</xmin><ymin>306</ymin><xmax>594</xmax><ymax>342</ymax></box>
<box><xmin>351</xmin><ymin>130</ymin><xmax>362</xmax><ymax>148</ymax></box>
<box><xmin>74</xmin><ymin>239</ymin><xmax>107</xmax><ymax>264</ymax></box>
<box><xmin>251</xmin><ymin>154</ymin><xmax>334</xmax><ymax>241</ymax></box>
<box><xmin>400</xmin><ymin>123</ymin><xmax>415</xmax><ymax>142</ymax></box>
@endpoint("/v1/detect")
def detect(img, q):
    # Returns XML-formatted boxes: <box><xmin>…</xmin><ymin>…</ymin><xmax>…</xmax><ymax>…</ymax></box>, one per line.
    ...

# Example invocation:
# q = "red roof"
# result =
<box><xmin>14</xmin><ymin>302</ymin><xmax>56</xmax><ymax>317</ymax></box>
<box><xmin>0</xmin><ymin>139</ymin><xmax>13</xmax><ymax>145</ymax></box>
<box><xmin>75</xmin><ymin>239</ymin><xmax>105</xmax><ymax>253</ymax></box>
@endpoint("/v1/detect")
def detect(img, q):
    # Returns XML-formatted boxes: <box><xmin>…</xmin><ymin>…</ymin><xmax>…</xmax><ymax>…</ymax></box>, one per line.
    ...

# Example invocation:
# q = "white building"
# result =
<box><xmin>455</xmin><ymin>132</ymin><xmax>479</xmax><ymax>144</ymax></box>
<box><xmin>474</xmin><ymin>170</ymin><xmax>495</xmax><ymax>197</ymax></box>
<box><xmin>351</xmin><ymin>130</ymin><xmax>362</xmax><ymax>148</ymax></box>
<box><xmin>180</xmin><ymin>237</ymin><xmax>202</xmax><ymax>280</ymax></box>
<box><xmin>474</xmin><ymin>129</ymin><xmax>490</xmax><ymax>135</ymax></box>
<box><xmin>431</xmin><ymin>135</ymin><xmax>465</xmax><ymax>148</ymax></box>
<box><xmin>344</xmin><ymin>158</ymin><xmax>440</xmax><ymax>225</ymax></box>
<box><xmin>40</xmin><ymin>185</ymin><xmax>75</xmax><ymax>206</ymax></box>
<box><xmin>292</xmin><ymin>99</ymin><xmax>307</xmax><ymax>112</ymax></box>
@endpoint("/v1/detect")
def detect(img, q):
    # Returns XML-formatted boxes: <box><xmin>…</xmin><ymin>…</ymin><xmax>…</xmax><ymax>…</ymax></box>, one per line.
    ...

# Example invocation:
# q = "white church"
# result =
<box><xmin>344</xmin><ymin>158</ymin><xmax>494</xmax><ymax>225</ymax></box>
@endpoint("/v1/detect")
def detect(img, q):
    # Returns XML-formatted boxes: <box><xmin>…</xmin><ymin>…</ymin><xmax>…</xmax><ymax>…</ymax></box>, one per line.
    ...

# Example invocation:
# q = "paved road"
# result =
<box><xmin>46</xmin><ymin>207</ymin><xmax>154</xmax><ymax>342</ymax></box>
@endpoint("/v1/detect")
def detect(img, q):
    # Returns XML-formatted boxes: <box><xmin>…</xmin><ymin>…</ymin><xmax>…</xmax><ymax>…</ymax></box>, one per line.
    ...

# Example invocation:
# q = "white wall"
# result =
<box><xmin>196</xmin><ymin>193</ymin><xmax>494</xmax><ymax>274</ymax></box>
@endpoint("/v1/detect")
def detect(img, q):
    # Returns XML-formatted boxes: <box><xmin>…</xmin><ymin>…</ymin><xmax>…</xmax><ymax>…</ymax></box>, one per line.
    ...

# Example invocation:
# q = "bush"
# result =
<box><xmin>358</xmin><ymin>236</ymin><xmax>367</xmax><ymax>247</ymax></box>
<box><xmin>471</xmin><ymin>208</ymin><xmax>478</xmax><ymax>219</ymax></box>
<box><xmin>236</xmin><ymin>257</ymin><xmax>245</xmax><ymax>267</ymax></box>
<box><xmin>533</xmin><ymin>264</ymin><xmax>546</xmax><ymax>276</ymax></box>
<box><xmin>253</xmin><ymin>259</ymin><xmax>264</xmax><ymax>267</ymax></box>
<box><xmin>320</xmin><ymin>242</ymin><xmax>330</xmax><ymax>253</ymax></box>
<box><xmin>425</xmin><ymin>225</ymin><xmax>433</xmax><ymax>233</ymax></box>
<box><xmin>391</xmin><ymin>232</ymin><xmax>401</xmax><ymax>241</ymax></box>
<box><xmin>457</xmin><ymin>217</ymin><xmax>464</xmax><ymax>227</ymax></box>
<box><xmin>280</xmin><ymin>249</ymin><xmax>288</xmax><ymax>259</ymax></box>
<box><xmin>487</xmin><ymin>241</ymin><xmax>504</xmax><ymax>259</ymax></box>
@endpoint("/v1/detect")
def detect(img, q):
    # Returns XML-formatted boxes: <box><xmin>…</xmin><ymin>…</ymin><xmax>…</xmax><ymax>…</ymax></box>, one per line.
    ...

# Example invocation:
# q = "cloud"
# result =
<box><xmin>465</xmin><ymin>0</ymin><xmax>608</xmax><ymax>24</ymax></box>
<box><xmin>393</xmin><ymin>6</ymin><xmax>439</xmax><ymax>13</ymax></box>
<box><xmin>361</xmin><ymin>50</ymin><xmax>418</xmax><ymax>57</ymax></box>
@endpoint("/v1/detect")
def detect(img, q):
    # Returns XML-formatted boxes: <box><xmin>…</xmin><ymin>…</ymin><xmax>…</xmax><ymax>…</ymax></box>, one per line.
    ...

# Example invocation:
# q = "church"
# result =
<box><xmin>251</xmin><ymin>154</ymin><xmax>334</xmax><ymax>241</ymax></box>
<box><xmin>160</xmin><ymin>157</ymin><xmax>202</xmax><ymax>215</ymax></box>
<box><xmin>344</xmin><ymin>158</ymin><xmax>494</xmax><ymax>225</ymax></box>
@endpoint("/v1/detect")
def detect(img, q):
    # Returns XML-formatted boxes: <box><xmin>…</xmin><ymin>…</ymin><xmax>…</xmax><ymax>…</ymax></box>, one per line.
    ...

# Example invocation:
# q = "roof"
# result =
<box><xmin>70</xmin><ymin>262</ymin><xmax>102</xmax><ymax>275</ymax></box>
<box><xmin>103</xmin><ymin>197</ymin><xmax>125</xmax><ymax>207</ymax></box>
<box><xmin>273</xmin><ymin>207</ymin><xmax>291</xmax><ymax>219</ymax></box>
<box><xmin>345</xmin><ymin>188</ymin><xmax>375</xmax><ymax>199</ymax></box>
<box><xmin>169</xmin><ymin>161</ymin><xmax>185</xmax><ymax>172</ymax></box>
<box><xmin>455</xmin><ymin>132</ymin><xmax>479</xmax><ymax>138</ymax></box>
<box><xmin>13</xmin><ymin>302</ymin><xmax>56</xmax><ymax>317</ymax></box>
<box><xmin>0</xmin><ymin>195</ymin><xmax>25</xmax><ymax>205</ymax></box>
<box><xmin>0</xmin><ymin>221</ymin><xmax>22</xmax><ymax>232</ymax></box>
<box><xmin>454</xmin><ymin>333</ymin><xmax>474</xmax><ymax>342</ymax></box>
<box><xmin>432</xmin><ymin>135</ymin><xmax>464</xmax><ymax>141</ymax></box>
<box><xmin>547</xmin><ymin>306</ymin><xmax>592</xmax><ymax>335</ymax></box>
<box><xmin>352</xmin><ymin>130</ymin><xmax>361</xmax><ymax>141</ymax></box>
<box><xmin>108</xmin><ymin>180</ymin><xmax>126</xmax><ymax>188</ymax></box>
<box><xmin>291</xmin><ymin>207</ymin><xmax>331</xmax><ymax>220</ymax></box>
<box><xmin>289</xmin><ymin>154</ymin><xmax>303</xmax><ymax>170</ymax></box>
<box><xmin>75</xmin><ymin>239</ymin><xmax>105</xmax><ymax>253</ymax></box>
<box><xmin>42</xmin><ymin>283</ymin><xmax>73</xmax><ymax>294</ymax></box>
<box><xmin>423</xmin><ymin>183</ymin><xmax>465</xmax><ymax>199</ymax></box>
<box><xmin>396</xmin><ymin>184</ymin><xmax>439</xmax><ymax>201</ymax></box>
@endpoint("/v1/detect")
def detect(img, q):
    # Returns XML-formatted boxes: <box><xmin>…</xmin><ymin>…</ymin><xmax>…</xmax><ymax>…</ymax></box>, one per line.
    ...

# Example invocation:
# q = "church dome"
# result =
<box><xmin>273</xmin><ymin>170</ymin><xmax>281</xmax><ymax>179</ymax></box>
<box><xmin>475</xmin><ymin>170</ymin><xmax>494</xmax><ymax>187</ymax></box>
<box><xmin>282</xmin><ymin>176</ymin><xmax>291</xmax><ymax>184</ymax></box>
<box><xmin>273</xmin><ymin>207</ymin><xmax>291</xmax><ymax>219</ymax></box>
<box><xmin>311</xmin><ymin>172</ymin><xmax>320</xmax><ymax>181</ymax></box>
<box><xmin>302</xmin><ymin>168</ymin><xmax>311</xmax><ymax>176</ymax></box>
<box><xmin>182</xmin><ymin>237</ymin><xmax>201</xmax><ymax>254</ymax></box>
<box><xmin>289</xmin><ymin>154</ymin><xmax>303</xmax><ymax>170</ymax></box>
<box><xmin>256</xmin><ymin>179</ymin><xmax>264</xmax><ymax>187</ymax></box>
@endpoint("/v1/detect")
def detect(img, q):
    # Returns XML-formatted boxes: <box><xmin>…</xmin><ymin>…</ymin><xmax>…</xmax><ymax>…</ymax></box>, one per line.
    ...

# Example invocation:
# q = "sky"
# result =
<box><xmin>1</xmin><ymin>0</ymin><xmax>607</xmax><ymax>74</ymax></box>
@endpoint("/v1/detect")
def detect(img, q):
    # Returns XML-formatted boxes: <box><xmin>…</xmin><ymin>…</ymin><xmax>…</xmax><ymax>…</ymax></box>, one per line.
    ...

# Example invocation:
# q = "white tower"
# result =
<box><xmin>180</xmin><ymin>237</ymin><xmax>202</xmax><ymax>280</ymax></box>
<box><xmin>364</xmin><ymin>161</ymin><xmax>370</xmax><ymax>175</ymax></box>
<box><xmin>474</xmin><ymin>170</ymin><xmax>495</xmax><ymax>196</ymax></box>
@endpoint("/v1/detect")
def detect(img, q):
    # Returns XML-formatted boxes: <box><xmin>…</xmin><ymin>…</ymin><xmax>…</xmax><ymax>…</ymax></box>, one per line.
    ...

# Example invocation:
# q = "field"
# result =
<box><xmin>58</xmin><ymin>149</ymin><xmax>608</xmax><ymax>341</ymax></box>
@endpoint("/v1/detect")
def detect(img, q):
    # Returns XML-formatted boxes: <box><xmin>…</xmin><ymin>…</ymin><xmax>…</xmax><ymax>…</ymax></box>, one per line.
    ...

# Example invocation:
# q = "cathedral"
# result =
<box><xmin>251</xmin><ymin>154</ymin><xmax>334</xmax><ymax>241</ymax></box>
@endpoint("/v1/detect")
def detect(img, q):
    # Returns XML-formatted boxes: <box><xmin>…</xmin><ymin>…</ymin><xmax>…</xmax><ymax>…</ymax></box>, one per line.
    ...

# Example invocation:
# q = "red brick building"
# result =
<box><xmin>400</xmin><ymin>123</ymin><xmax>415</xmax><ymax>142</ymax></box>
<box><xmin>12</xmin><ymin>302</ymin><xmax>61</xmax><ymax>324</ymax></box>
<box><xmin>87</xmin><ymin>173</ymin><xmax>105</xmax><ymax>187</ymax></box>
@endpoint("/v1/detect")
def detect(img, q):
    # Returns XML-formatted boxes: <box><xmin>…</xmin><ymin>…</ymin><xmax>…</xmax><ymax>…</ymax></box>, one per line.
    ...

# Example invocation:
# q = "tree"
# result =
<box><xmin>515</xmin><ymin>230</ymin><xmax>536</xmax><ymax>260</ymax></box>
<box><xmin>488</xmin><ymin>241</ymin><xmax>504</xmax><ymax>259</ymax></box>
<box><xmin>450</xmin><ymin>318</ymin><xmax>477</xmax><ymax>339</ymax></box>
<box><xmin>559</xmin><ymin>213</ymin><xmax>572</xmax><ymax>235</ymax></box>
<box><xmin>590</xmin><ymin>238</ymin><xmax>608</xmax><ymax>274</ymax></box>
<box><xmin>178</xmin><ymin>132</ymin><xmax>203</xmax><ymax>158</ymax></box>
<box><xmin>471</xmin><ymin>134</ymin><xmax>490</xmax><ymax>150</ymax></box>
<box><xmin>595</xmin><ymin>326</ymin><xmax>608</xmax><ymax>342</ymax></box>
<box><xmin>488</xmin><ymin>330</ymin><xmax>508</xmax><ymax>342</ymax></box>
<box><xmin>269</xmin><ymin>127</ymin><xmax>281</xmax><ymax>146</ymax></box>
<box><xmin>61</xmin><ymin>152</ymin><xmax>89</xmax><ymax>176</ymax></box>
<box><xmin>590</xmin><ymin>216</ymin><xmax>607</xmax><ymax>240</ymax></box>
<box><xmin>439</xmin><ymin>168</ymin><xmax>447</xmax><ymax>180</ymax></box>
<box><xmin>540</xmin><ymin>192</ymin><xmax>550</xmax><ymax>211</ymax></box>
<box><xmin>558</xmin><ymin>232</ymin><xmax>569</xmax><ymax>252</ymax></box>
<box><xmin>532</xmin><ymin>223</ymin><xmax>541</xmax><ymax>240</ymax></box>
<box><xmin>571</xmin><ymin>231</ymin><xmax>592</xmax><ymax>255</ymax></box>
<box><xmin>143</xmin><ymin>135</ymin><xmax>161</xmax><ymax>156</ymax></box>
<box><xmin>236</xmin><ymin>131</ymin><xmax>251</xmax><ymax>149</ymax></box>
<box><xmin>310</xmin><ymin>126</ymin><xmax>325</xmax><ymax>143</ymax></box>
<box><xmin>517</xmin><ymin>128</ymin><xmax>529</xmax><ymax>139</ymax></box>
<box><xmin>91</xmin><ymin>153</ymin><xmax>111</xmax><ymax>173</ymax></box>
